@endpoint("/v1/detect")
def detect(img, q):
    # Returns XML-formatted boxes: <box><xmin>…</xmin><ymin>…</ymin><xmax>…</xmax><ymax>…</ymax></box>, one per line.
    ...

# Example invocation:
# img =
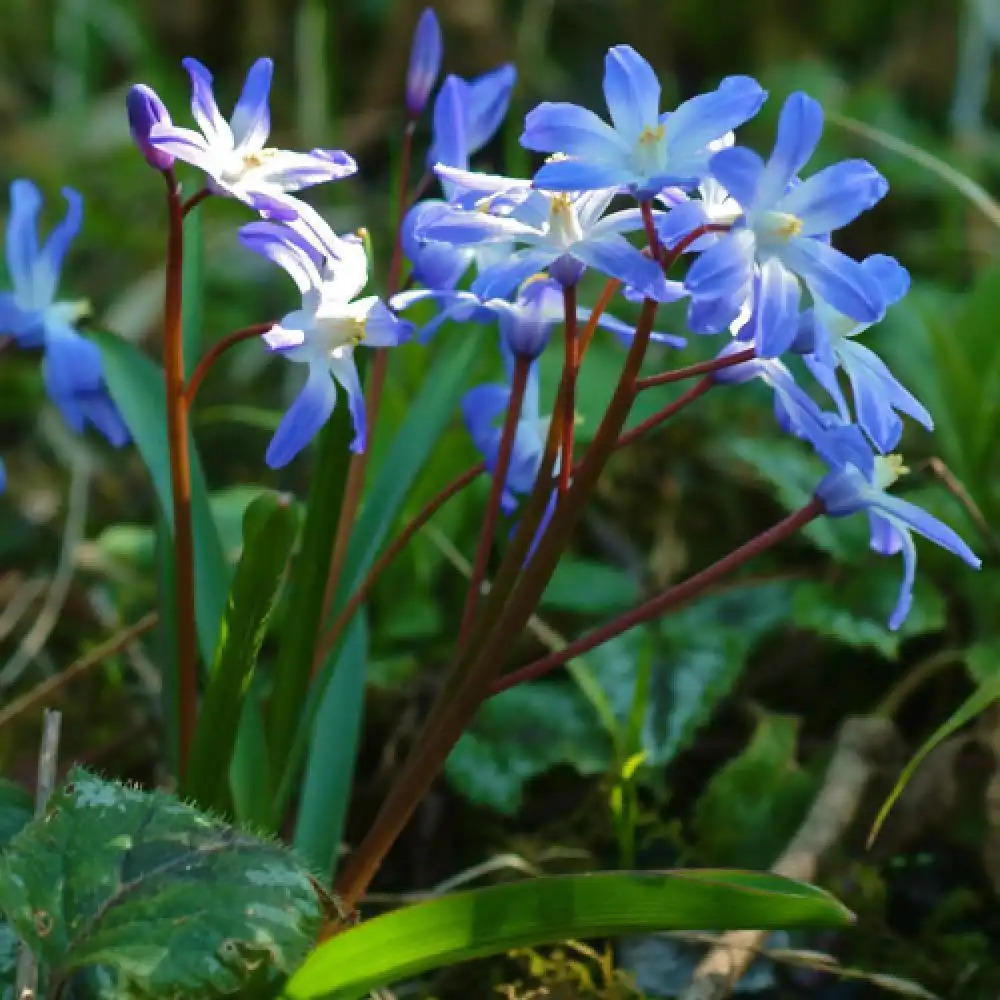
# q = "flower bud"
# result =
<box><xmin>406</xmin><ymin>8</ymin><xmax>443</xmax><ymax>117</ymax></box>
<box><xmin>500</xmin><ymin>278</ymin><xmax>563</xmax><ymax>360</ymax></box>
<box><xmin>126</xmin><ymin>84</ymin><xmax>174</xmax><ymax>171</ymax></box>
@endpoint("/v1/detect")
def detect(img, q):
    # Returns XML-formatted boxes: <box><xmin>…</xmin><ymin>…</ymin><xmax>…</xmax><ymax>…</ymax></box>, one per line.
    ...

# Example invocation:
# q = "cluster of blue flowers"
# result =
<box><xmin>0</xmin><ymin>12</ymin><xmax>979</xmax><ymax>629</ymax></box>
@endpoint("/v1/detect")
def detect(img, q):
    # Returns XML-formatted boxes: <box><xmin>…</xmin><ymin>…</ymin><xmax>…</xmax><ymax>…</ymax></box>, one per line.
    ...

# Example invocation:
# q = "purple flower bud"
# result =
<box><xmin>126</xmin><ymin>84</ymin><xmax>174</xmax><ymax>171</ymax></box>
<box><xmin>406</xmin><ymin>8</ymin><xmax>443</xmax><ymax>116</ymax></box>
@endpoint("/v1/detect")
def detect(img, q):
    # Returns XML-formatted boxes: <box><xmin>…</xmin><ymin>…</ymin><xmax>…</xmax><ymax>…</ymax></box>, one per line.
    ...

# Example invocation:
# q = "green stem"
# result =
<box><xmin>163</xmin><ymin>169</ymin><xmax>198</xmax><ymax>777</ymax></box>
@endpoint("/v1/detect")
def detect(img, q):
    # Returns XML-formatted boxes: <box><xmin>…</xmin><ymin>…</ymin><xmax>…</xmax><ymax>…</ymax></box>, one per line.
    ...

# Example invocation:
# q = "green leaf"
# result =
<box><xmin>542</xmin><ymin>557</ymin><xmax>642</xmax><ymax>614</ymax></box>
<box><xmin>293</xmin><ymin>616</ymin><xmax>368</xmax><ymax>874</ymax></box>
<box><xmin>873</xmin><ymin>668</ymin><xmax>1000</xmax><ymax>841</ymax></box>
<box><xmin>0</xmin><ymin>769</ymin><xmax>321</xmax><ymax>1000</ymax></box>
<box><xmin>184</xmin><ymin>491</ymin><xmax>299</xmax><ymax>814</ymax></box>
<box><xmin>285</xmin><ymin>870</ymin><xmax>853</xmax><ymax>1000</ymax></box>
<box><xmin>966</xmin><ymin>639</ymin><xmax>1000</xmax><ymax>683</ymax></box>
<box><xmin>792</xmin><ymin>569</ymin><xmax>946</xmax><ymax>659</ymax></box>
<box><xmin>693</xmin><ymin>714</ymin><xmax>815</xmax><ymax>868</ymax></box>
<box><xmin>446</xmin><ymin>682</ymin><xmax>613</xmax><ymax>814</ymax></box>
<box><xmin>0</xmin><ymin>923</ymin><xmax>17</xmax><ymax>1000</ymax></box>
<box><xmin>94</xmin><ymin>331</ymin><xmax>229</xmax><ymax>664</ymax></box>
<box><xmin>0</xmin><ymin>780</ymin><xmax>32</xmax><ymax>850</ymax></box>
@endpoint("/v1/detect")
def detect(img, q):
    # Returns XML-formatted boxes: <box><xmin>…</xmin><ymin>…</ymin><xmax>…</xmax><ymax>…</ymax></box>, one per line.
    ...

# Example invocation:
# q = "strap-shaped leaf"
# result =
<box><xmin>285</xmin><ymin>870</ymin><xmax>853</xmax><ymax>999</ymax></box>
<box><xmin>184</xmin><ymin>491</ymin><xmax>299</xmax><ymax>813</ymax></box>
<box><xmin>0</xmin><ymin>769</ymin><xmax>321</xmax><ymax>999</ymax></box>
<box><xmin>94</xmin><ymin>331</ymin><xmax>229</xmax><ymax>664</ymax></box>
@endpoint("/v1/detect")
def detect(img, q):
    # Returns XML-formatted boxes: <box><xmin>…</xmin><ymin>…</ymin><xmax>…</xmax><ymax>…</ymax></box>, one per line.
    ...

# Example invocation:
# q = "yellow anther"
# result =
<box><xmin>638</xmin><ymin>123</ymin><xmax>665</xmax><ymax>145</ymax></box>
<box><xmin>875</xmin><ymin>454</ymin><xmax>910</xmax><ymax>490</ymax></box>
<box><xmin>520</xmin><ymin>272</ymin><xmax>549</xmax><ymax>290</ymax></box>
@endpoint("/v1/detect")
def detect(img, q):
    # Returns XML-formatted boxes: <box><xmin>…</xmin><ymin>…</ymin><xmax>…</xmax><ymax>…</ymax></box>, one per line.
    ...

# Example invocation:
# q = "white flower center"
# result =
<box><xmin>754</xmin><ymin>210</ymin><xmax>803</xmax><ymax>253</ymax></box>
<box><xmin>316</xmin><ymin>313</ymin><xmax>367</xmax><ymax>354</ymax></box>
<box><xmin>547</xmin><ymin>194</ymin><xmax>584</xmax><ymax>247</ymax></box>
<box><xmin>219</xmin><ymin>147</ymin><xmax>279</xmax><ymax>185</ymax></box>
<box><xmin>874</xmin><ymin>454</ymin><xmax>909</xmax><ymax>491</ymax></box>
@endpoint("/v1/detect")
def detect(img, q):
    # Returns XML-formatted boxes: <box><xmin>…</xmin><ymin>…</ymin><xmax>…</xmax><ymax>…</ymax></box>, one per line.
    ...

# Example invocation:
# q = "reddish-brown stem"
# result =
<box><xmin>184</xmin><ymin>322</ymin><xmax>274</xmax><ymax>404</ymax></box>
<box><xmin>314</xmin><ymin>463</ymin><xmax>485</xmax><ymax>671</ymax></box>
<box><xmin>491</xmin><ymin>499</ymin><xmax>824</xmax><ymax>694</ymax></box>
<box><xmin>640</xmin><ymin>200</ymin><xmax>663</xmax><ymax>264</ymax></box>
<box><xmin>579</xmin><ymin>278</ymin><xmax>621</xmax><ymax>359</ymax></box>
<box><xmin>458</xmin><ymin>359</ymin><xmax>531</xmax><ymax>646</ymax></box>
<box><xmin>317</xmin><ymin>121</ymin><xmax>417</xmax><ymax>656</ymax></box>
<box><xmin>163</xmin><ymin>169</ymin><xmax>198</xmax><ymax>776</ymax></box>
<box><xmin>661</xmin><ymin>222</ymin><xmax>729</xmax><ymax>270</ymax></box>
<box><xmin>182</xmin><ymin>187</ymin><xmax>211</xmax><ymax>217</ymax></box>
<box><xmin>636</xmin><ymin>347</ymin><xmax>755</xmax><ymax>391</ymax></box>
<box><xmin>560</xmin><ymin>285</ymin><xmax>579</xmax><ymax>494</ymax></box>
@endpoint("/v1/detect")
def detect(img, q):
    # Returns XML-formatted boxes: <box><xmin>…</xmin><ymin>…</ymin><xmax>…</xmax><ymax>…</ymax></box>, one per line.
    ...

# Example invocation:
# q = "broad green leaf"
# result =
<box><xmin>791</xmin><ymin>570</ymin><xmax>945</xmax><ymax>659</ymax></box>
<box><xmin>446</xmin><ymin>681</ymin><xmax>613</xmax><ymax>814</ymax></box>
<box><xmin>230</xmin><ymin>691</ymin><xmax>274</xmax><ymax>830</ymax></box>
<box><xmin>94</xmin><ymin>331</ymin><xmax>229</xmax><ymax>664</ymax></box>
<box><xmin>0</xmin><ymin>780</ymin><xmax>31</xmax><ymax>850</ymax></box>
<box><xmin>0</xmin><ymin>923</ymin><xmax>16</xmax><ymax>1000</ymax></box>
<box><xmin>693</xmin><ymin>714</ymin><xmax>816</xmax><ymax>868</ymax></box>
<box><xmin>184</xmin><ymin>492</ymin><xmax>299</xmax><ymax>813</ymax></box>
<box><xmin>0</xmin><ymin>769</ymin><xmax>321</xmax><ymax>1000</ymax></box>
<box><xmin>285</xmin><ymin>870</ymin><xmax>853</xmax><ymax>999</ymax></box>
<box><xmin>966</xmin><ymin>639</ymin><xmax>1000</xmax><ymax>683</ymax></box>
<box><xmin>293</xmin><ymin>616</ymin><xmax>368</xmax><ymax>874</ymax></box>
<box><xmin>873</xmin><ymin>669</ymin><xmax>1000</xmax><ymax>840</ymax></box>
<box><xmin>542</xmin><ymin>557</ymin><xmax>642</xmax><ymax>614</ymax></box>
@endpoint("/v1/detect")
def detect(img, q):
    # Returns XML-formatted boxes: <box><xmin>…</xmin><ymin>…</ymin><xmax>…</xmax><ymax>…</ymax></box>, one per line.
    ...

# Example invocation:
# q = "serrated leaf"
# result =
<box><xmin>93</xmin><ymin>331</ymin><xmax>229</xmax><ymax>664</ymax></box>
<box><xmin>184</xmin><ymin>491</ymin><xmax>299</xmax><ymax>814</ymax></box>
<box><xmin>792</xmin><ymin>569</ymin><xmax>946</xmax><ymax>658</ymax></box>
<box><xmin>693</xmin><ymin>714</ymin><xmax>815</xmax><ymax>868</ymax></box>
<box><xmin>446</xmin><ymin>682</ymin><xmax>613</xmax><ymax>814</ymax></box>
<box><xmin>0</xmin><ymin>780</ymin><xmax>32</xmax><ymax>850</ymax></box>
<box><xmin>0</xmin><ymin>769</ymin><xmax>321</xmax><ymax>1000</ymax></box>
<box><xmin>286</xmin><ymin>870</ymin><xmax>852</xmax><ymax>999</ymax></box>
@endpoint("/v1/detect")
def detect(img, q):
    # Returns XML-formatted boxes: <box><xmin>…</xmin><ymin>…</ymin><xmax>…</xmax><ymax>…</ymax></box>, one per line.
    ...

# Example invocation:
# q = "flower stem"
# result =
<box><xmin>313</xmin><ymin>462</ymin><xmax>484</xmax><ymax>671</ymax></box>
<box><xmin>640</xmin><ymin>200</ymin><xmax>662</xmax><ymax>264</ymax></box>
<box><xmin>579</xmin><ymin>277</ymin><xmax>621</xmax><ymax>359</ymax></box>
<box><xmin>184</xmin><ymin>322</ymin><xmax>274</xmax><ymax>404</ymax></box>
<box><xmin>317</xmin><ymin>119</ymin><xmax>417</xmax><ymax>650</ymax></box>
<box><xmin>182</xmin><ymin>186</ymin><xmax>211</xmax><ymax>217</ymax></box>
<box><xmin>331</xmin><ymin>297</ymin><xmax>659</xmax><ymax>915</ymax></box>
<box><xmin>560</xmin><ymin>284</ymin><xmax>579</xmax><ymax>494</ymax></box>
<box><xmin>163</xmin><ymin>169</ymin><xmax>198</xmax><ymax>777</ymax></box>
<box><xmin>491</xmin><ymin>499</ymin><xmax>824</xmax><ymax>694</ymax></box>
<box><xmin>458</xmin><ymin>358</ymin><xmax>531</xmax><ymax>645</ymax></box>
<box><xmin>636</xmin><ymin>347</ymin><xmax>755</xmax><ymax>391</ymax></box>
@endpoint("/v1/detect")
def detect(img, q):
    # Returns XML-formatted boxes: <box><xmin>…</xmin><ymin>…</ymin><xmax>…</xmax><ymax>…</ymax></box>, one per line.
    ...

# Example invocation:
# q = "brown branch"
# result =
<box><xmin>677</xmin><ymin>717</ymin><xmax>901</xmax><ymax>1000</ymax></box>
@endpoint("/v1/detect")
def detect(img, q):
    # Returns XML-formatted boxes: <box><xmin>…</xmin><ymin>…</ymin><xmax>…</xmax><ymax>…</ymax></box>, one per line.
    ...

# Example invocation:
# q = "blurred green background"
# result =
<box><xmin>3</xmin><ymin>1</ymin><xmax>1000</xmax><ymax>997</ymax></box>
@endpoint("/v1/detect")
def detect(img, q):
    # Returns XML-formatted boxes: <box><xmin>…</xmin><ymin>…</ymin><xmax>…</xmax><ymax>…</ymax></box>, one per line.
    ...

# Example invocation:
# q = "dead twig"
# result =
<box><xmin>677</xmin><ymin>717</ymin><xmax>902</xmax><ymax>1000</ymax></box>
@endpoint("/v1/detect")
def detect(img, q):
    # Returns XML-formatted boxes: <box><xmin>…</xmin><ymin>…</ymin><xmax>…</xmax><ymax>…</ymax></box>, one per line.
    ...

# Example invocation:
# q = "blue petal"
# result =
<box><xmin>862</xmin><ymin>254</ymin><xmax>910</xmax><ymax>306</ymax></box>
<box><xmin>42</xmin><ymin>326</ymin><xmax>104</xmax><ymax>436</ymax></box>
<box><xmin>230</xmin><ymin>57</ymin><xmax>273</xmax><ymax>151</ymax></box>
<box><xmin>783</xmin><ymin>238</ymin><xmax>883</xmax><ymax>323</ymax></box>
<box><xmin>471</xmin><ymin>249</ymin><xmax>556</xmax><ymax>299</ymax></box>
<box><xmin>0</xmin><ymin>292</ymin><xmax>39</xmax><ymax>344</ymax></box>
<box><xmin>572</xmin><ymin>235</ymin><xmax>674</xmax><ymax>301</ymax></box>
<box><xmin>463</xmin><ymin>382</ymin><xmax>509</xmax><ymax>462</ymax></box>
<box><xmin>147</xmin><ymin>125</ymin><xmax>217</xmax><ymax>175</ymax></box>
<box><xmin>658</xmin><ymin>198</ymin><xmax>711</xmax><ymax>250</ymax></box>
<box><xmin>37</xmin><ymin>188</ymin><xmax>83</xmax><ymax>302</ymax></box>
<box><xmin>417</xmin><ymin>206</ymin><xmax>540</xmax><ymax>246</ymax></box>
<box><xmin>781</xmin><ymin>159</ymin><xmax>888</xmax><ymax>235</ymax></box>
<box><xmin>802</xmin><ymin>351</ymin><xmax>851</xmax><ymax>423</ymax></box>
<box><xmin>603</xmin><ymin>45</ymin><xmax>660</xmax><ymax>143</ymax></box>
<box><xmin>181</xmin><ymin>57</ymin><xmax>233</xmax><ymax>148</ymax></box>
<box><xmin>874</xmin><ymin>494</ymin><xmax>980</xmax><ymax>570</ymax></box>
<box><xmin>756</xmin><ymin>92</ymin><xmax>823</xmax><ymax>209</ymax></box>
<box><xmin>266</xmin><ymin>365</ymin><xmax>337</xmax><ymax>468</ymax></box>
<box><xmin>6</xmin><ymin>179</ymin><xmax>42</xmax><ymax>298</ymax></box>
<box><xmin>239</xmin><ymin>222</ymin><xmax>321</xmax><ymax>295</ymax></box>
<box><xmin>428</xmin><ymin>75</ymin><xmax>467</xmax><ymax>169</ymax></box>
<box><xmin>365</xmin><ymin>300</ymin><xmax>414</xmax><ymax>347</ymax></box>
<box><xmin>330</xmin><ymin>355</ymin><xmax>368</xmax><ymax>453</ymax></box>
<box><xmin>589</xmin><ymin>309</ymin><xmax>687</xmax><ymax>349</ymax></box>
<box><xmin>464</xmin><ymin>64</ymin><xmax>517</xmax><ymax>156</ymax></box>
<box><xmin>684</xmin><ymin>229</ymin><xmax>755</xmax><ymax>331</ymax></box>
<box><xmin>752</xmin><ymin>257</ymin><xmax>801</xmax><ymax>357</ymax></box>
<box><xmin>666</xmin><ymin>76</ymin><xmax>767</xmax><ymax>167</ymax></box>
<box><xmin>521</xmin><ymin>101</ymin><xmax>628</xmax><ymax>159</ymax></box>
<box><xmin>886</xmin><ymin>521</ymin><xmax>916</xmax><ymax>631</ymax></box>
<box><xmin>531</xmin><ymin>157</ymin><xmax>635</xmax><ymax>191</ymax></box>
<box><xmin>708</xmin><ymin>146</ymin><xmax>764</xmax><ymax>210</ymax></box>
<box><xmin>406</xmin><ymin>7</ymin><xmax>443</xmax><ymax>115</ymax></box>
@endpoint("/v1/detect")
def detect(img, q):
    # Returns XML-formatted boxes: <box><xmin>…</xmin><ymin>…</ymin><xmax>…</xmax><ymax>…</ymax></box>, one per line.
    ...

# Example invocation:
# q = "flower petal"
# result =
<box><xmin>147</xmin><ymin>124</ymin><xmax>218</xmax><ymax>175</ymax></box>
<box><xmin>37</xmin><ymin>188</ymin><xmax>83</xmax><ymax>300</ymax></box>
<box><xmin>266</xmin><ymin>364</ymin><xmax>337</xmax><ymax>468</ymax></box>
<box><xmin>181</xmin><ymin>57</ymin><xmax>234</xmax><ymax>150</ymax></box>
<box><xmin>531</xmin><ymin>157</ymin><xmax>635</xmax><ymax>191</ymax></box>
<box><xmin>429</xmin><ymin>75</ymin><xmax>468</xmax><ymax>169</ymax></box>
<box><xmin>752</xmin><ymin>257</ymin><xmax>801</xmax><ymax>357</ymax></box>
<box><xmin>572</xmin><ymin>234</ymin><xmax>676</xmax><ymax>301</ymax></box>
<box><xmin>756</xmin><ymin>92</ymin><xmax>823</xmax><ymax>208</ymax></box>
<box><xmin>239</xmin><ymin>222</ymin><xmax>322</xmax><ymax>297</ymax></box>
<box><xmin>364</xmin><ymin>299</ymin><xmax>414</xmax><ymax>347</ymax></box>
<box><xmin>603</xmin><ymin>45</ymin><xmax>660</xmax><ymax>143</ymax></box>
<box><xmin>708</xmin><ymin>146</ymin><xmax>763</xmax><ymax>210</ymax></box>
<box><xmin>783</xmin><ymin>238</ymin><xmax>883</xmax><ymax>322</ymax></box>
<box><xmin>406</xmin><ymin>7</ymin><xmax>443</xmax><ymax>116</ymax></box>
<box><xmin>329</xmin><ymin>354</ymin><xmax>368</xmax><ymax>452</ymax></box>
<box><xmin>464</xmin><ymin>64</ymin><xmax>517</xmax><ymax>156</ymax></box>
<box><xmin>862</xmin><ymin>253</ymin><xmax>910</xmax><ymax>306</ymax></box>
<box><xmin>230</xmin><ymin>57</ymin><xmax>273</xmax><ymax>152</ymax></box>
<box><xmin>6</xmin><ymin>179</ymin><xmax>42</xmax><ymax>297</ymax></box>
<box><xmin>781</xmin><ymin>159</ymin><xmax>888</xmax><ymax>235</ymax></box>
<box><xmin>471</xmin><ymin>249</ymin><xmax>557</xmax><ymax>299</ymax></box>
<box><xmin>521</xmin><ymin>101</ymin><xmax>629</xmax><ymax>159</ymax></box>
<box><xmin>684</xmin><ymin>228</ymin><xmax>755</xmax><ymax>331</ymax></box>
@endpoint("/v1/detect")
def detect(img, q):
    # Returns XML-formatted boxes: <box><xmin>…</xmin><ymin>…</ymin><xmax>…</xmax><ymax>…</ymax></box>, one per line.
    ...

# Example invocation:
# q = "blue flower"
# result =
<box><xmin>239</xmin><ymin>205</ymin><xmax>413</xmax><ymax>466</ymax></box>
<box><xmin>126</xmin><ymin>84</ymin><xmax>175</xmax><ymax>171</ymax></box>
<box><xmin>416</xmin><ymin>166</ymin><xmax>682</xmax><ymax>301</ymax></box>
<box><xmin>148</xmin><ymin>58</ymin><xmax>357</xmax><ymax>218</ymax></box>
<box><xmin>0</xmin><ymin>180</ymin><xmax>129</xmax><ymax>446</ymax></box>
<box><xmin>521</xmin><ymin>45</ymin><xmax>766</xmax><ymax>199</ymax></box>
<box><xmin>684</xmin><ymin>92</ymin><xmax>889</xmax><ymax>355</ymax></box>
<box><xmin>406</xmin><ymin>8</ymin><xmax>443</xmax><ymax>116</ymax></box>
<box><xmin>816</xmin><ymin>452</ymin><xmax>980</xmax><ymax>630</ymax></box>
<box><xmin>391</xmin><ymin>276</ymin><xmax>685</xmax><ymax>350</ymax></box>
<box><xmin>792</xmin><ymin>254</ymin><xmax>931</xmax><ymax>452</ymax></box>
